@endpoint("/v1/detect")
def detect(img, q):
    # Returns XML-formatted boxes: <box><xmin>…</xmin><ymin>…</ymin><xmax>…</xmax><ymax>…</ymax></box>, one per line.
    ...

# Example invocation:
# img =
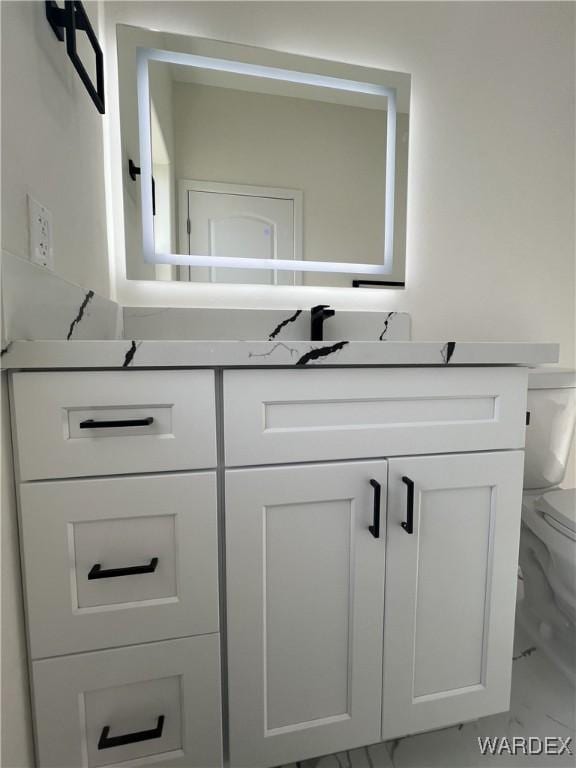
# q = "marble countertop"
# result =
<box><xmin>0</xmin><ymin>339</ymin><xmax>559</xmax><ymax>370</ymax></box>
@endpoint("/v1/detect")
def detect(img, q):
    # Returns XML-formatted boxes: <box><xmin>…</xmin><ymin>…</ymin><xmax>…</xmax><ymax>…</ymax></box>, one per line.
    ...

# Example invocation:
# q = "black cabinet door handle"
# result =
<box><xmin>79</xmin><ymin>417</ymin><xmax>154</xmax><ymax>429</ymax></box>
<box><xmin>401</xmin><ymin>476</ymin><xmax>414</xmax><ymax>534</ymax></box>
<box><xmin>369</xmin><ymin>479</ymin><xmax>381</xmax><ymax>538</ymax></box>
<box><xmin>88</xmin><ymin>557</ymin><xmax>158</xmax><ymax>580</ymax></box>
<box><xmin>98</xmin><ymin>715</ymin><xmax>164</xmax><ymax>750</ymax></box>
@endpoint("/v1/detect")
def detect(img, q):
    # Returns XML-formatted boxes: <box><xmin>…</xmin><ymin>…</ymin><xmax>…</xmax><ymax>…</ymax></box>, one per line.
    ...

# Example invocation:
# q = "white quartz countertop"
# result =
<box><xmin>0</xmin><ymin>339</ymin><xmax>559</xmax><ymax>370</ymax></box>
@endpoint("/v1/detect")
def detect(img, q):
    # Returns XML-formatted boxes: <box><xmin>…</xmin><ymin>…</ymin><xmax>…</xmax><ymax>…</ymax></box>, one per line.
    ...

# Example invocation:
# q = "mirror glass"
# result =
<box><xmin>117</xmin><ymin>25</ymin><xmax>410</xmax><ymax>287</ymax></box>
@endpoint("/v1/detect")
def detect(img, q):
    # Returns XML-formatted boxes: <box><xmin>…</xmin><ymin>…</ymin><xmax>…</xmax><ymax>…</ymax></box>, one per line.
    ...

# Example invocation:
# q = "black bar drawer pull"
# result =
<box><xmin>88</xmin><ymin>557</ymin><xmax>159</xmax><ymax>580</ymax></box>
<box><xmin>369</xmin><ymin>479</ymin><xmax>381</xmax><ymax>539</ymax></box>
<box><xmin>401</xmin><ymin>476</ymin><xmax>414</xmax><ymax>534</ymax></box>
<box><xmin>79</xmin><ymin>417</ymin><xmax>154</xmax><ymax>429</ymax></box>
<box><xmin>98</xmin><ymin>715</ymin><xmax>165</xmax><ymax>750</ymax></box>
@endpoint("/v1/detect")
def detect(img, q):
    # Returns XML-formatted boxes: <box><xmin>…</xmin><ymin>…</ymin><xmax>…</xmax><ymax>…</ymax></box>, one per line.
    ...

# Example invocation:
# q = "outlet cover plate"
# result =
<box><xmin>28</xmin><ymin>195</ymin><xmax>54</xmax><ymax>270</ymax></box>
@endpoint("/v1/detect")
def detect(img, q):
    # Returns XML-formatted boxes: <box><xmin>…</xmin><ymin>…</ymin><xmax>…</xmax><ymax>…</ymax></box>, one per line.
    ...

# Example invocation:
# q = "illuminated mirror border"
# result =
<box><xmin>136</xmin><ymin>46</ymin><xmax>398</xmax><ymax>276</ymax></box>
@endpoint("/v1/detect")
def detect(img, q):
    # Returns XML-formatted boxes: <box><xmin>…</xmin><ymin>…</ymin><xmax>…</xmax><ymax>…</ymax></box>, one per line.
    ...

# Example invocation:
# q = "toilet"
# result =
<box><xmin>517</xmin><ymin>367</ymin><xmax>576</xmax><ymax>684</ymax></box>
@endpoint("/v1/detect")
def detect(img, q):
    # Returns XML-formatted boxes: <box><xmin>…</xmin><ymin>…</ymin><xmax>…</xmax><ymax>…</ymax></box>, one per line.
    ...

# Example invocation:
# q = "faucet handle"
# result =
<box><xmin>311</xmin><ymin>304</ymin><xmax>334</xmax><ymax>315</ymax></box>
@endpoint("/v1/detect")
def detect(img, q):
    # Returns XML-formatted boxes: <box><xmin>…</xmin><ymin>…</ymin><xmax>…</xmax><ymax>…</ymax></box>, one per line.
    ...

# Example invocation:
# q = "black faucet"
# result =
<box><xmin>310</xmin><ymin>304</ymin><xmax>335</xmax><ymax>341</ymax></box>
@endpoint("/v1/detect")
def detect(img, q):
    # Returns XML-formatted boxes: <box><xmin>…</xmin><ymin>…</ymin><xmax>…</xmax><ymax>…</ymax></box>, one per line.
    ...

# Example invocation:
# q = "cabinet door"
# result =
<box><xmin>226</xmin><ymin>461</ymin><xmax>387</xmax><ymax>767</ymax></box>
<box><xmin>382</xmin><ymin>451</ymin><xmax>524</xmax><ymax>740</ymax></box>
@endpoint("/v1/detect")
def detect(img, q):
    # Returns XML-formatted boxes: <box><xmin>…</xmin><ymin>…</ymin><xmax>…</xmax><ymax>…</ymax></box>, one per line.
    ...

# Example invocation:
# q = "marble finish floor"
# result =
<box><xmin>282</xmin><ymin>623</ymin><xmax>575</xmax><ymax>768</ymax></box>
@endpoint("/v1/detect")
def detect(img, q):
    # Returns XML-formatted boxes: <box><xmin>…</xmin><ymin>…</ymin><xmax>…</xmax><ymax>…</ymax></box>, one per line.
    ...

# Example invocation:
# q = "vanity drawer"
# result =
<box><xmin>20</xmin><ymin>472</ymin><xmax>219</xmax><ymax>658</ymax></box>
<box><xmin>224</xmin><ymin>367</ymin><xmax>527</xmax><ymax>465</ymax></box>
<box><xmin>32</xmin><ymin>634</ymin><xmax>222</xmax><ymax>768</ymax></box>
<box><xmin>11</xmin><ymin>370</ymin><xmax>216</xmax><ymax>480</ymax></box>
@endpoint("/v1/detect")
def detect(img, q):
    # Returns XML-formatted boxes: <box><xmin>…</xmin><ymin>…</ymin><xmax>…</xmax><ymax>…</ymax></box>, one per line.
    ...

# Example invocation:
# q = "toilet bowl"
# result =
<box><xmin>516</xmin><ymin>368</ymin><xmax>576</xmax><ymax>685</ymax></box>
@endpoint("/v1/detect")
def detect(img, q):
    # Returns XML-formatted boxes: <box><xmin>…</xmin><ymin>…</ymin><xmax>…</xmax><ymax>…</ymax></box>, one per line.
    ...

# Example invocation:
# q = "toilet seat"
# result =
<box><xmin>536</xmin><ymin>489</ymin><xmax>576</xmax><ymax>542</ymax></box>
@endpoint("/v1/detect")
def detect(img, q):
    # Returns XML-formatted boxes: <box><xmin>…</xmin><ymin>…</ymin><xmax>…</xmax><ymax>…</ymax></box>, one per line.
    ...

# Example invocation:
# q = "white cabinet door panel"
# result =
<box><xmin>382</xmin><ymin>451</ymin><xmax>524</xmax><ymax>739</ymax></box>
<box><xmin>226</xmin><ymin>461</ymin><xmax>387</xmax><ymax>767</ymax></box>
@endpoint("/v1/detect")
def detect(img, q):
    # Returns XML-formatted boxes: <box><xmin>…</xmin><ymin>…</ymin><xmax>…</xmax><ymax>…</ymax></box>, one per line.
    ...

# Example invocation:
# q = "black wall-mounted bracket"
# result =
<box><xmin>129</xmin><ymin>159</ymin><xmax>156</xmax><ymax>216</ymax></box>
<box><xmin>45</xmin><ymin>1</ymin><xmax>105</xmax><ymax>114</ymax></box>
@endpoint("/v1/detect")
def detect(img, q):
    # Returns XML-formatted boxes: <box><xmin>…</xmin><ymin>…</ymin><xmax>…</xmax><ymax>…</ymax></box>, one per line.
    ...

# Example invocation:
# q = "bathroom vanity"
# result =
<box><xmin>2</xmin><ymin>336</ymin><xmax>558</xmax><ymax>768</ymax></box>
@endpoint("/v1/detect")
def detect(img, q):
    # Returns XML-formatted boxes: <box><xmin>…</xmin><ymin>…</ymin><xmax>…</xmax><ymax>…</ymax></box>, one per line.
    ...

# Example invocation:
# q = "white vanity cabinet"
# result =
<box><xmin>9</xmin><ymin>363</ymin><xmax>530</xmax><ymax>768</ymax></box>
<box><xmin>223</xmin><ymin>367</ymin><xmax>528</xmax><ymax>767</ymax></box>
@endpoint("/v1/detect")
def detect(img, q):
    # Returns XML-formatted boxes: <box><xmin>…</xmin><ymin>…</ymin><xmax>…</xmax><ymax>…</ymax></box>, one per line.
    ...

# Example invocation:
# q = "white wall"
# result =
<box><xmin>1</xmin><ymin>0</ymin><xmax>109</xmax><ymax>296</ymax></box>
<box><xmin>104</xmin><ymin>1</ymin><xmax>575</xmax><ymax>367</ymax></box>
<box><xmin>2</xmin><ymin>3</ymin><xmax>110</xmax><ymax>765</ymax></box>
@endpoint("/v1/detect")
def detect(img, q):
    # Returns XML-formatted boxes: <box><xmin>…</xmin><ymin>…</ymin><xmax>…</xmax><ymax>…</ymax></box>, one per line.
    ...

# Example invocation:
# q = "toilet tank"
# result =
<box><xmin>525</xmin><ymin>368</ymin><xmax>576</xmax><ymax>490</ymax></box>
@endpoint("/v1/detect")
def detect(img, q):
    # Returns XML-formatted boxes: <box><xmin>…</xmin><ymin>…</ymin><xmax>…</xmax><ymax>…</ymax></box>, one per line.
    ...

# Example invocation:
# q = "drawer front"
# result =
<box><xmin>224</xmin><ymin>368</ymin><xmax>528</xmax><ymax>466</ymax></box>
<box><xmin>20</xmin><ymin>473</ymin><xmax>219</xmax><ymax>658</ymax></box>
<box><xmin>11</xmin><ymin>370</ymin><xmax>216</xmax><ymax>480</ymax></box>
<box><xmin>32</xmin><ymin>635</ymin><xmax>222</xmax><ymax>768</ymax></box>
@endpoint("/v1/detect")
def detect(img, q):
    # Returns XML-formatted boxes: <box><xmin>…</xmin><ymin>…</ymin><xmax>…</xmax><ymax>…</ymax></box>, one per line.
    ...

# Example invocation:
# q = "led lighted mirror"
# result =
<box><xmin>117</xmin><ymin>26</ymin><xmax>410</xmax><ymax>287</ymax></box>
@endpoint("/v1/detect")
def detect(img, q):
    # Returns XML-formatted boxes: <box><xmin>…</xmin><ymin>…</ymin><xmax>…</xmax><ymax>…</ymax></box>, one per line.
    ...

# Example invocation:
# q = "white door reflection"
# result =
<box><xmin>180</xmin><ymin>182</ymin><xmax>302</xmax><ymax>285</ymax></box>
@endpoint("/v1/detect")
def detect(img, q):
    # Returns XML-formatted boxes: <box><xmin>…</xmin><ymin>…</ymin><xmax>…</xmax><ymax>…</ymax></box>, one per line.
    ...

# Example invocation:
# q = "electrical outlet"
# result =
<box><xmin>28</xmin><ymin>195</ymin><xmax>54</xmax><ymax>270</ymax></box>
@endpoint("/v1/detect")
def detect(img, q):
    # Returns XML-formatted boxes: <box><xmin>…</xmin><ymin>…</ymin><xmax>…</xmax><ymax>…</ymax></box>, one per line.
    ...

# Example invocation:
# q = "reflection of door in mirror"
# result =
<box><xmin>178</xmin><ymin>182</ymin><xmax>302</xmax><ymax>285</ymax></box>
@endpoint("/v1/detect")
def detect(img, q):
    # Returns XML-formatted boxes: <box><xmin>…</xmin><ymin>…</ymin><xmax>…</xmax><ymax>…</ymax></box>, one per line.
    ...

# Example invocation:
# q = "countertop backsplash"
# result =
<box><xmin>123</xmin><ymin>307</ymin><xmax>411</xmax><ymax>342</ymax></box>
<box><xmin>1</xmin><ymin>251</ymin><xmax>412</xmax><ymax>350</ymax></box>
<box><xmin>1</xmin><ymin>252</ymin><xmax>122</xmax><ymax>350</ymax></box>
